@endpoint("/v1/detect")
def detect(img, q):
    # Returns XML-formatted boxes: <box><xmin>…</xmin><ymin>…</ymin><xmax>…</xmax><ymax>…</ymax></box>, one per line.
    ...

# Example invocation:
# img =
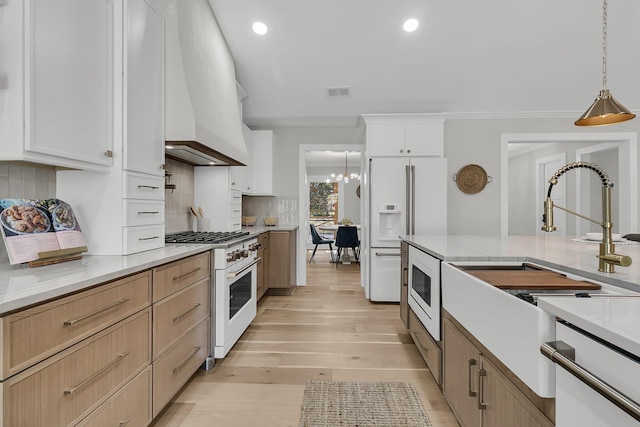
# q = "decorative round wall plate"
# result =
<box><xmin>454</xmin><ymin>164</ymin><xmax>492</xmax><ymax>195</ymax></box>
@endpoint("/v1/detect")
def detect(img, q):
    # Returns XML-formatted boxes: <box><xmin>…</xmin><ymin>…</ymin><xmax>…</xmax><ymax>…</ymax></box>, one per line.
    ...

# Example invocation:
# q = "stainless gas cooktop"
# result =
<box><xmin>165</xmin><ymin>231</ymin><xmax>250</xmax><ymax>244</ymax></box>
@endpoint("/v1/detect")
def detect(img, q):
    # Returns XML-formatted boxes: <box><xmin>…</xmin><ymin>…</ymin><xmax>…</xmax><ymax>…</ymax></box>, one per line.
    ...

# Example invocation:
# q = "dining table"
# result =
<box><xmin>318</xmin><ymin>224</ymin><xmax>361</xmax><ymax>264</ymax></box>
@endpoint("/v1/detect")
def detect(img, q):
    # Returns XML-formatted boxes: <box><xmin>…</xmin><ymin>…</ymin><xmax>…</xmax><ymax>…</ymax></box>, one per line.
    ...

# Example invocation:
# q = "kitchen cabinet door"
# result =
<box><xmin>0</xmin><ymin>0</ymin><xmax>115</xmax><ymax>169</ymax></box>
<box><xmin>268</xmin><ymin>230</ymin><xmax>296</xmax><ymax>291</ymax></box>
<box><xmin>250</xmin><ymin>130</ymin><xmax>275</xmax><ymax>195</ymax></box>
<box><xmin>405</xmin><ymin>121</ymin><xmax>444</xmax><ymax>157</ymax></box>
<box><xmin>443</xmin><ymin>318</ymin><xmax>482</xmax><ymax>427</ymax></box>
<box><xmin>481</xmin><ymin>356</ymin><xmax>553</xmax><ymax>427</ymax></box>
<box><xmin>241</xmin><ymin>124</ymin><xmax>253</xmax><ymax>193</ymax></box>
<box><xmin>124</xmin><ymin>0</ymin><xmax>165</xmax><ymax>177</ymax></box>
<box><xmin>366</xmin><ymin>123</ymin><xmax>406</xmax><ymax>156</ymax></box>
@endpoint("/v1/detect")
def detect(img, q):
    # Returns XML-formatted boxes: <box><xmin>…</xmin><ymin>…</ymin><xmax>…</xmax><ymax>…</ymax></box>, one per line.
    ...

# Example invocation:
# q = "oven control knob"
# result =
<box><xmin>242</xmin><ymin>249</ymin><xmax>249</xmax><ymax>258</ymax></box>
<box><xmin>226</xmin><ymin>253</ymin><xmax>234</xmax><ymax>262</ymax></box>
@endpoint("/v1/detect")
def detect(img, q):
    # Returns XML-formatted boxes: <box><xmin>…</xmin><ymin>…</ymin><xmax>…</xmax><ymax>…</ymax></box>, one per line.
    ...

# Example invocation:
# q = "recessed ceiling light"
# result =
<box><xmin>252</xmin><ymin>22</ymin><xmax>268</xmax><ymax>35</ymax></box>
<box><xmin>403</xmin><ymin>18</ymin><xmax>419</xmax><ymax>32</ymax></box>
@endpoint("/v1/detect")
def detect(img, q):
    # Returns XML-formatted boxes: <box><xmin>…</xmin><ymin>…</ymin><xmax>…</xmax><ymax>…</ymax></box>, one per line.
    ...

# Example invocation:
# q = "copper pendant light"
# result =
<box><xmin>575</xmin><ymin>0</ymin><xmax>635</xmax><ymax>126</ymax></box>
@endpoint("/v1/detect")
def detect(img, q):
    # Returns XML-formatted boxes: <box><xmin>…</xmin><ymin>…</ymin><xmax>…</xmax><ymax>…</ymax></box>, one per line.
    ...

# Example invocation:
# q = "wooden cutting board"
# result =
<box><xmin>466</xmin><ymin>270</ymin><xmax>601</xmax><ymax>290</ymax></box>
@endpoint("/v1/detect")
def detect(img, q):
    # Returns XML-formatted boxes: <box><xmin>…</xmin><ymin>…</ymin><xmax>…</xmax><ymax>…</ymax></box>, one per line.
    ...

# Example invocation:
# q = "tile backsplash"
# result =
<box><xmin>164</xmin><ymin>158</ymin><xmax>195</xmax><ymax>233</ymax></box>
<box><xmin>0</xmin><ymin>162</ymin><xmax>57</xmax><ymax>200</ymax></box>
<box><xmin>242</xmin><ymin>195</ymin><xmax>298</xmax><ymax>226</ymax></box>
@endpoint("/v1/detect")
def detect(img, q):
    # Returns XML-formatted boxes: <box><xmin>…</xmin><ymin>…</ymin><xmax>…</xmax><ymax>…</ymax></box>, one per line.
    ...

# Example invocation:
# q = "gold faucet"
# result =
<box><xmin>541</xmin><ymin>162</ymin><xmax>632</xmax><ymax>273</ymax></box>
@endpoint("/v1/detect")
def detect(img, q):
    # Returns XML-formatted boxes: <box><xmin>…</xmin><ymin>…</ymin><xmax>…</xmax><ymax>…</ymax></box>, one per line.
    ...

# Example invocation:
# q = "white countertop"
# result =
<box><xmin>538</xmin><ymin>296</ymin><xmax>640</xmax><ymax>356</ymax></box>
<box><xmin>0</xmin><ymin>245</ymin><xmax>212</xmax><ymax>315</ymax></box>
<box><xmin>0</xmin><ymin>225</ymin><xmax>299</xmax><ymax>315</ymax></box>
<box><xmin>403</xmin><ymin>234</ymin><xmax>640</xmax><ymax>356</ymax></box>
<box><xmin>403</xmin><ymin>234</ymin><xmax>640</xmax><ymax>293</ymax></box>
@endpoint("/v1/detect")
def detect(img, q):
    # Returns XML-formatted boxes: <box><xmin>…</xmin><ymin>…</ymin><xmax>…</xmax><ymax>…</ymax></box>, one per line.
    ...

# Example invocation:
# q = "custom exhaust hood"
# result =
<box><xmin>164</xmin><ymin>0</ymin><xmax>248</xmax><ymax>167</ymax></box>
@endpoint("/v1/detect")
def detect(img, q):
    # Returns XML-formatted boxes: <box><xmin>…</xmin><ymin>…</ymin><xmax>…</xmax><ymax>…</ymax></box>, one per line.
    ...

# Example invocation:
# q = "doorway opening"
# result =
<box><xmin>297</xmin><ymin>144</ymin><xmax>363</xmax><ymax>286</ymax></box>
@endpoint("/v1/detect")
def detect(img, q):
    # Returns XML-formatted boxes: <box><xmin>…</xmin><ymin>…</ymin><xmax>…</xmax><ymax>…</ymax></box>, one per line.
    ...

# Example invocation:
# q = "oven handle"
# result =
<box><xmin>541</xmin><ymin>341</ymin><xmax>640</xmax><ymax>422</ymax></box>
<box><xmin>227</xmin><ymin>257</ymin><xmax>261</xmax><ymax>278</ymax></box>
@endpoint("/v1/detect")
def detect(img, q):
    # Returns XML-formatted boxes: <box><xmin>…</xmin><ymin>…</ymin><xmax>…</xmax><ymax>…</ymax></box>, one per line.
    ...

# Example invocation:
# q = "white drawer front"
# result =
<box><xmin>123</xmin><ymin>225</ymin><xmax>164</xmax><ymax>254</ymax></box>
<box><xmin>229</xmin><ymin>203</ymin><xmax>242</xmax><ymax>217</ymax></box>
<box><xmin>124</xmin><ymin>172</ymin><xmax>164</xmax><ymax>200</ymax></box>
<box><xmin>229</xmin><ymin>190</ymin><xmax>242</xmax><ymax>204</ymax></box>
<box><xmin>124</xmin><ymin>200</ymin><xmax>165</xmax><ymax>226</ymax></box>
<box><xmin>228</xmin><ymin>217</ymin><xmax>242</xmax><ymax>231</ymax></box>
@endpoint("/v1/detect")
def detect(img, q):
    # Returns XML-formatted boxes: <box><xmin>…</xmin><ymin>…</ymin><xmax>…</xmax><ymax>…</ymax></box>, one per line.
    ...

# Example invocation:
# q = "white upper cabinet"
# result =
<box><xmin>0</xmin><ymin>0</ymin><xmax>115</xmax><ymax>170</ymax></box>
<box><xmin>124</xmin><ymin>0</ymin><xmax>165</xmax><ymax>177</ymax></box>
<box><xmin>249</xmin><ymin>130</ymin><xmax>275</xmax><ymax>195</ymax></box>
<box><xmin>240</xmin><ymin>124</ymin><xmax>253</xmax><ymax>193</ymax></box>
<box><xmin>362</xmin><ymin>114</ymin><xmax>447</xmax><ymax>157</ymax></box>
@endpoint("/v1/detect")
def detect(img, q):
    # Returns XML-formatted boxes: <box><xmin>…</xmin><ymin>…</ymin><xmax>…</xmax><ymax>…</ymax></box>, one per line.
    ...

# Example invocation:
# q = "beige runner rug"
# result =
<box><xmin>299</xmin><ymin>380</ymin><xmax>432</xmax><ymax>426</ymax></box>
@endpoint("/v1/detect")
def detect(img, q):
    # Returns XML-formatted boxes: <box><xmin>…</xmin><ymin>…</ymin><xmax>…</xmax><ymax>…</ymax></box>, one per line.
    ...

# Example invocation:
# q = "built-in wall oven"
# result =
<box><xmin>408</xmin><ymin>245</ymin><xmax>441</xmax><ymax>340</ymax></box>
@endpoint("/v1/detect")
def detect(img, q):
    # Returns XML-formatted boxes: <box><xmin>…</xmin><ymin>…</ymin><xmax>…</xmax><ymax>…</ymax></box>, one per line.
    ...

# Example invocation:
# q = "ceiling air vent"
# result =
<box><xmin>326</xmin><ymin>86</ymin><xmax>351</xmax><ymax>98</ymax></box>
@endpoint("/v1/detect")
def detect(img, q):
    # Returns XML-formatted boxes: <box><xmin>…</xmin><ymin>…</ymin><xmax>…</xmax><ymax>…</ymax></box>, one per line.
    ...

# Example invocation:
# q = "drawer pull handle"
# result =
<box><xmin>137</xmin><ymin>211</ymin><xmax>160</xmax><ymax>215</ymax></box>
<box><xmin>173</xmin><ymin>267</ymin><xmax>202</xmax><ymax>281</ymax></box>
<box><xmin>468</xmin><ymin>358</ymin><xmax>477</xmax><ymax>397</ymax></box>
<box><xmin>541</xmin><ymin>341</ymin><xmax>640</xmax><ymax>422</ymax></box>
<box><xmin>64</xmin><ymin>352</ymin><xmax>129</xmax><ymax>395</ymax></box>
<box><xmin>64</xmin><ymin>298</ymin><xmax>130</xmax><ymax>326</ymax></box>
<box><xmin>173</xmin><ymin>303</ymin><xmax>201</xmax><ymax>323</ymax></box>
<box><xmin>137</xmin><ymin>185</ymin><xmax>159</xmax><ymax>190</ymax></box>
<box><xmin>173</xmin><ymin>347</ymin><xmax>201</xmax><ymax>374</ymax></box>
<box><xmin>119</xmin><ymin>418</ymin><xmax>131</xmax><ymax>427</ymax></box>
<box><xmin>138</xmin><ymin>236</ymin><xmax>160</xmax><ymax>241</ymax></box>
<box><xmin>478</xmin><ymin>368</ymin><xmax>487</xmax><ymax>410</ymax></box>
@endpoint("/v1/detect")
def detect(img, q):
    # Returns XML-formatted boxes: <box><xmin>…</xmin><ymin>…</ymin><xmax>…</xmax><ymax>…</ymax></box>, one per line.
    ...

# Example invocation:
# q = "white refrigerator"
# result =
<box><xmin>365</xmin><ymin>157</ymin><xmax>447</xmax><ymax>302</ymax></box>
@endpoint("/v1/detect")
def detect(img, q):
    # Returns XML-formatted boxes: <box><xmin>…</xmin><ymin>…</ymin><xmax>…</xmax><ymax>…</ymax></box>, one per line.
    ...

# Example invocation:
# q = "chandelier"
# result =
<box><xmin>326</xmin><ymin>152</ymin><xmax>360</xmax><ymax>184</ymax></box>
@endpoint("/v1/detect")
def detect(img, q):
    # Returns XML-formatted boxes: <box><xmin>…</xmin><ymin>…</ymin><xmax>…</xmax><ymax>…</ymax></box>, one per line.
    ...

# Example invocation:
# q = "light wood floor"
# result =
<box><xmin>151</xmin><ymin>250</ymin><xmax>459</xmax><ymax>427</ymax></box>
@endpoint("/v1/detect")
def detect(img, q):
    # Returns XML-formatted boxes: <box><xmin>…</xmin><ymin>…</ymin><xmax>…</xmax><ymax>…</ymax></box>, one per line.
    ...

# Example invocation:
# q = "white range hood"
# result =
<box><xmin>164</xmin><ymin>0</ymin><xmax>248</xmax><ymax>166</ymax></box>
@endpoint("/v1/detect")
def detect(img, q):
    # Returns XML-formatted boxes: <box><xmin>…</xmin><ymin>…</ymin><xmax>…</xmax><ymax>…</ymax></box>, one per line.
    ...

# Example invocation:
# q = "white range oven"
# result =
<box><xmin>213</xmin><ymin>238</ymin><xmax>260</xmax><ymax>359</ymax></box>
<box><xmin>165</xmin><ymin>231</ymin><xmax>261</xmax><ymax>368</ymax></box>
<box><xmin>407</xmin><ymin>245</ymin><xmax>441</xmax><ymax>341</ymax></box>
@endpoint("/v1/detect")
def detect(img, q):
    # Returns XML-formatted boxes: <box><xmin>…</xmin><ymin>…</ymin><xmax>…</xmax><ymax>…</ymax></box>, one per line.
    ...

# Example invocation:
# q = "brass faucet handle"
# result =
<box><xmin>598</xmin><ymin>253</ymin><xmax>632</xmax><ymax>267</ymax></box>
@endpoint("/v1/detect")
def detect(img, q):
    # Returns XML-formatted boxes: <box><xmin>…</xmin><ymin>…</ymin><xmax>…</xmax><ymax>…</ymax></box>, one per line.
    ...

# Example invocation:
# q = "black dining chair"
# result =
<box><xmin>335</xmin><ymin>226</ymin><xmax>360</xmax><ymax>267</ymax></box>
<box><xmin>309</xmin><ymin>224</ymin><xmax>335</xmax><ymax>263</ymax></box>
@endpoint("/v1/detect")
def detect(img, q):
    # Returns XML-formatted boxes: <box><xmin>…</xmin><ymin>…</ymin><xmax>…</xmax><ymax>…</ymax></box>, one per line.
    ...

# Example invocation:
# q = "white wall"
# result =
<box><xmin>263</xmin><ymin>118</ymin><xmax>640</xmax><ymax>235</ymax></box>
<box><xmin>445</xmin><ymin>117</ymin><xmax>640</xmax><ymax>235</ymax></box>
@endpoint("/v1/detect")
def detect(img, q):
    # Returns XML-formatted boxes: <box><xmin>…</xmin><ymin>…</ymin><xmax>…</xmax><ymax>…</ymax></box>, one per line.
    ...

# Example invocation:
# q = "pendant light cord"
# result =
<box><xmin>602</xmin><ymin>0</ymin><xmax>608</xmax><ymax>90</ymax></box>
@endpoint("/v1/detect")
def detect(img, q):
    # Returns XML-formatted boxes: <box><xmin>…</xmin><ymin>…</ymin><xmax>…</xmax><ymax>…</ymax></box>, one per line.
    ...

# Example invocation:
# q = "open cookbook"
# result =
<box><xmin>0</xmin><ymin>198</ymin><xmax>87</xmax><ymax>265</ymax></box>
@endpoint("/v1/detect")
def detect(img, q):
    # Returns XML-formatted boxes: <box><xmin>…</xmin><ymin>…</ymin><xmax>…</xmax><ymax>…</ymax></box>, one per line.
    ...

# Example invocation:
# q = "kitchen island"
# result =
<box><xmin>403</xmin><ymin>234</ymin><xmax>640</xmax><ymax>427</ymax></box>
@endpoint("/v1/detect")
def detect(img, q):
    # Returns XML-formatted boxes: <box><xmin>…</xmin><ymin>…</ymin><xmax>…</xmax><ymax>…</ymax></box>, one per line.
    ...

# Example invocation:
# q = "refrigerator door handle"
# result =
<box><xmin>406</xmin><ymin>165</ymin><xmax>411</xmax><ymax>235</ymax></box>
<box><xmin>411</xmin><ymin>164</ymin><xmax>416</xmax><ymax>235</ymax></box>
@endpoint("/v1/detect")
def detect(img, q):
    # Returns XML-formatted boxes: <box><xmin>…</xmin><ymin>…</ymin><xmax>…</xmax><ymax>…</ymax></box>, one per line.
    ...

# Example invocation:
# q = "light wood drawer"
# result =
<box><xmin>1</xmin><ymin>271</ymin><xmax>151</xmax><ymax>379</ymax></box>
<box><xmin>4</xmin><ymin>309</ymin><xmax>151</xmax><ymax>427</ymax></box>
<box><xmin>76</xmin><ymin>366</ymin><xmax>152</xmax><ymax>427</ymax></box>
<box><xmin>152</xmin><ymin>252</ymin><xmax>210</xmax><ymax>303</ymax></box>
<box><xmin>124</xmin><ymin>172</ymin><xmax>164</xmax><ymax>200</ymax></box>
<box><xmin>409</xmin><ymin>309</ymin><xmax>442</xmax><ymax>385</ymax></box>
<box><xmin>152</xmin><ymin>317</ymin><xmax>209</xmax><ymax>417</ymax></box>
<box><xmin>123</xmin><ymin>225</ymin><xmax>165</xmax><ymax>255</ymax></box>
<box><xmin>123</xmin><ymin>199</ymin><xmax>165</xmax><ymax>226</ymax></box>
<box><xmin>153</xmin><ymin>278</ymin><xmax>210</xmax><ymax>359</ymax></box>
